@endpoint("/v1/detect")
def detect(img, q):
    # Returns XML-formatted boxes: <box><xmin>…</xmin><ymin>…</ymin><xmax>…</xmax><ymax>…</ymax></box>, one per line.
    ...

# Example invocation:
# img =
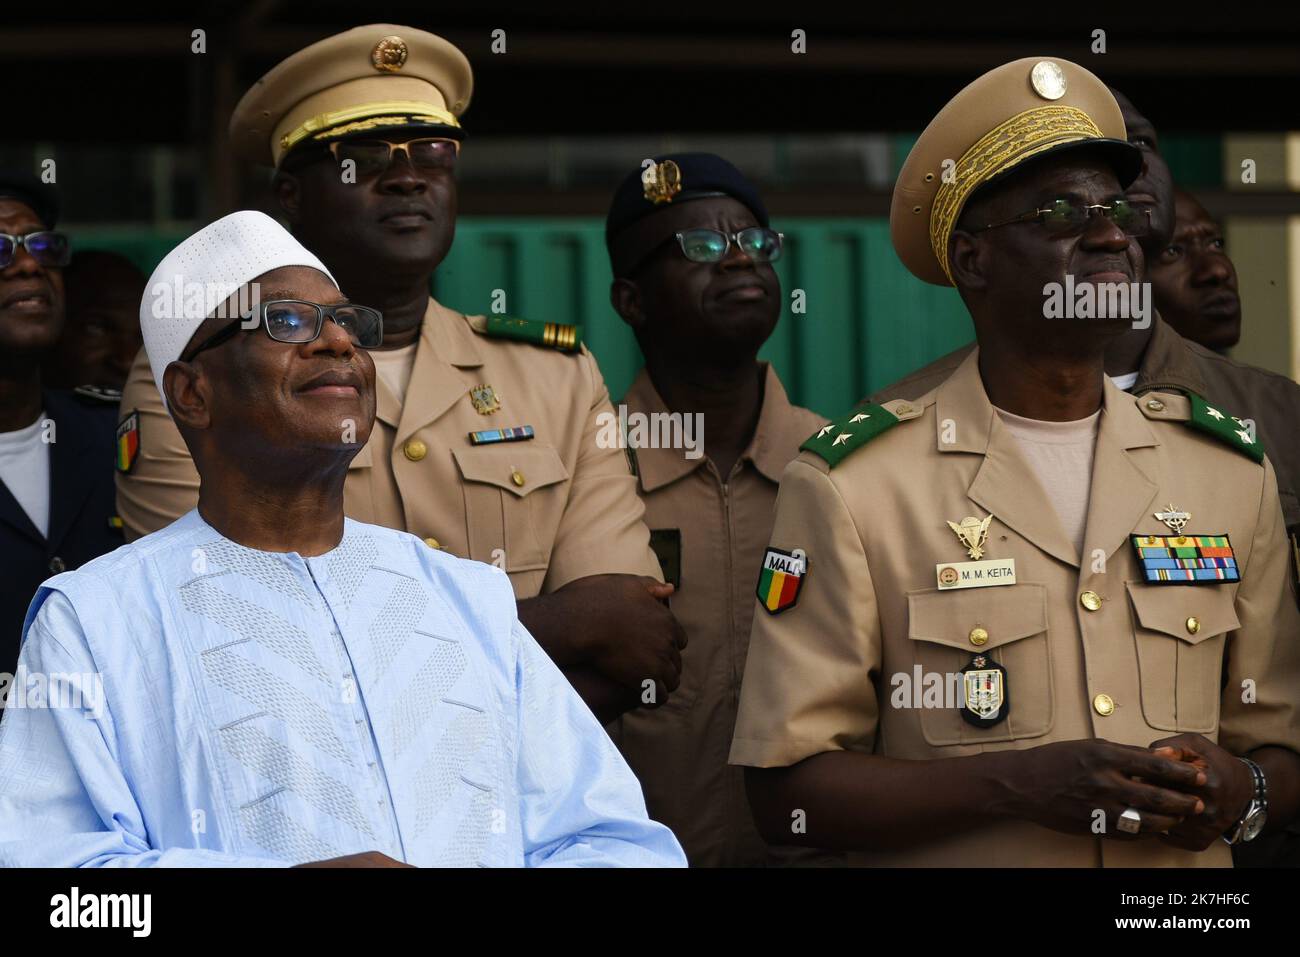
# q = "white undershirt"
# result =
<box><xmin>369</xmin><ymin>343</ymin><xmax>418</xmax><ymax>403</ymax></box>
<box><xmin>0</xmin><ymin>413</ymin><xmax>51</xmax><ymax>538</ymax></box>
<box><xmin>1107</xmin><ymin>371</ymin><xmax>1140</xmax><ymax>392</ymax></box>
<box><xmin>994</xmin><ymin>406</ymin><xmax>1102</xmax><ymax>555</ymax></box>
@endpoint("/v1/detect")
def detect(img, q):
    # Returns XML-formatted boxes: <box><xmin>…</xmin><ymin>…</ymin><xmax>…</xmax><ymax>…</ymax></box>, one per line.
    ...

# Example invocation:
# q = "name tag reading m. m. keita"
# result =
<box><xmin>935</xmin><ymin>557</ymin><xmax>1017</xmax><ymax>590</ymax></box>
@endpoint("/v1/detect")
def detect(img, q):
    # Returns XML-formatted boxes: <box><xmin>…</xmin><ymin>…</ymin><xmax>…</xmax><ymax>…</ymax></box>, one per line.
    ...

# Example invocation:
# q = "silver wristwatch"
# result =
<box><xmin>1223</xmin><ymin>757</ymin><xmax>1267</xmax><ymax>846</ymax></box>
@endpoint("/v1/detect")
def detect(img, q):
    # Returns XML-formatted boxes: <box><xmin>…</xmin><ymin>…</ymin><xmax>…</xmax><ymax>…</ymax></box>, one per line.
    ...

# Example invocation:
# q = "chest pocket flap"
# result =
<box><xmin>908</xmin><ymin>583</ymin><xmax>1048</xmax><ymax>652</ymax></box>
<box><xmin>1126</xmin><ymin>582</ymin><xmax>1240</xmax><ymax>644</ymax></box>
<box><xmin>452</xmin><ymin>445</ymin><xmax>570</xmax><ymax>497</ymax></box>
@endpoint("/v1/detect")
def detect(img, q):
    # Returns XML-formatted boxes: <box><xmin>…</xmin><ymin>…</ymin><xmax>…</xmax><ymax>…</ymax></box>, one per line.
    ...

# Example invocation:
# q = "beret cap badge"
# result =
<box><xmin>371</xmin><ymin>36</ymin><xmax>409</xmax><ymax>73</ymax></box>
<box><xmin>642</xmin><ymin>159</ymin><xmax>683</xmax><ymax>204</ymax></box>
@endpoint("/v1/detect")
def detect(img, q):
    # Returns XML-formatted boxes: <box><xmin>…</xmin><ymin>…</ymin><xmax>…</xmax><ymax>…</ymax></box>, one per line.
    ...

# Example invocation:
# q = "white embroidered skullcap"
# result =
<box><xmin>139</xmin><ymin>210</ymin><xmax>336</xmax><ymax>411</ymax></box>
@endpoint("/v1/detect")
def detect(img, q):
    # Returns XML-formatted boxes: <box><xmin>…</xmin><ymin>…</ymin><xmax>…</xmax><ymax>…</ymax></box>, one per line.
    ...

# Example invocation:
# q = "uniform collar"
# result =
<box><xmin>385</xmin><ymin>296</ymin><xmax>485</xmax><ymax>445</ymax></box>
<box><xmin>1132</xmin><ymin>313</ymin><xmax>1211</xmax><ymax>397</ymax></box>
<box><xmin>934</xmin><ymin>346</ymin><xmax>1160</xmax><ymax>568</ymax></box>
<box><xmin>623</xmin><ymin>362</ymin><xmax>800</xmax><ymax>492</ymax></box>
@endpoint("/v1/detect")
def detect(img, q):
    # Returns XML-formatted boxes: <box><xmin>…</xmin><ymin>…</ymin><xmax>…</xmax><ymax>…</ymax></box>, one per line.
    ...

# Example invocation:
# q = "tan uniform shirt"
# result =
<box><xmin>733</xmin><ymin>350</ymin><xmax>1300</xmax><ymax>867</ymax></box>
<box><xmin>610</xmin><ymin>364</ymin><xmax>825</xmax><ymax>866</ymax></box>
<box><xmin>870</xmin><ymin>317</ymin><xmax>1300</xmax><ymax>552</ymax></box>
<box><xmin>115</xmin><ymin>297</ymin><xmax>661</xmax><ymax>597</ymax></box>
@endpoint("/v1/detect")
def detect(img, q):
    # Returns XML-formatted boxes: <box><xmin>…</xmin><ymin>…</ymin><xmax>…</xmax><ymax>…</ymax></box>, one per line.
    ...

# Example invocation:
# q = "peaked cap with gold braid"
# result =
<box><xmin>230</xmin><ymin>24</ymin><xmax>473</xmax><ymax>168</ymax></box>
<box><xmin>890</xmin><ymin>57</ymin><xmax>1141</xmax><ymax>286</ymax></box>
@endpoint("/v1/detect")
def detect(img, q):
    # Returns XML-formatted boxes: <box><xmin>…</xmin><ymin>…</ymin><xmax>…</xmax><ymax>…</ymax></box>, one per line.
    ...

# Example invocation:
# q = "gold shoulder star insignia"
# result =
<box><xmin>1205</xmin><ymin>407</ymin><xmax>1224</xmax><ymax>420</ymax></box>
<box><xmin>817</xmin><ymin>424</ymin><xmax>834</xmax><ymax>438</ymax></box>
<box><xmin>832</xmin><ymin>432</ymin><xmax>852</xmax><ymax>446</ymax></box>
<box><xmin>849</xmin><ymin>412</ymin><xmax>870</xmax><ymax>423</ymax></box>
<box><xmin>1236</xmin><ymin>429</ymin><xmax>1254</xmax><ymax>444</ymax></box>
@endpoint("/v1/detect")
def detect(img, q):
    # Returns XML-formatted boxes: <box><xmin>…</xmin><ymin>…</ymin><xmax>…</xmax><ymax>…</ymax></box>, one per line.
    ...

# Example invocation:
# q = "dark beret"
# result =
<box><xmin>0</xmin><ymin>169</ymin><xmax>60</xmax><ymax>228</ymax></box>
<box><xmin>605</xmin><ymin>152</ymin><xmax>768</xmax><ymax>247</ymax></box>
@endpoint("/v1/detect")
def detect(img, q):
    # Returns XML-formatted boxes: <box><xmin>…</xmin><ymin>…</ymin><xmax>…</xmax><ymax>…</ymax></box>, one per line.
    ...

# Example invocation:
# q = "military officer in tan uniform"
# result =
<box><xmin>115</xmin><ymin>25</ymin><xmax>685</xmax><ymax>719</ymax></box>
<box><xmin>730</xmin><ymin>57</ymin><xmax>1300</xmax><ymax>867</ymax></box>
<box><xmin>602</xmin><ymin>153</ymin><xmax>827</xmax><ymax>865</ymax></box>
<box><xmin>871</xmin><ymin>89</ymin><xmax>1300</xmax><ymax>615</ymax></box>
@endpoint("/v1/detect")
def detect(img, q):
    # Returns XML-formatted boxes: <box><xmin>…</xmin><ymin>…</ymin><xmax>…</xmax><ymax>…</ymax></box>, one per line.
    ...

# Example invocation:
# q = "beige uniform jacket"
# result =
<box><xmin>115</xmin><ymin>297</ymin><xmax>661</xmax><ymax>598</ymax></box>
<box><xmin>732</xmin><ymin>349</ymin><xmax>1300</xmax><ymax>867</ymax></box>
<box><xmin>610</xmin><ymin>364</ymin><xmax>825</xmax><ymax>866</ymax></box>
<box><xmin>870</xmin><ymin>317</ymin><xmax>1300</xmax><ymax>558</ymax></box>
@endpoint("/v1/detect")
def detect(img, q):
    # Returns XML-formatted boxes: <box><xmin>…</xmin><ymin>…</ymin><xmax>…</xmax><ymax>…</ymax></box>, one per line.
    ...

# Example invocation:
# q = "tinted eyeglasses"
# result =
<box><xmin>181</xmin><ymin>299</ymin><xmax>383</xmax><ymax>363</ymax></box>
<box><xmin>630</xmin><ymin>226</ymin><xmax>784</xmax><ymax>274</ymax></box>
<box><xmin>971</xmin><ymin>198</ymin><xmax>1151</xmax><ymax>238</ymax></box>
<box><xmin>328</xmin><ymin>137</ymin><xmax>461</xmax><ymax>178</ymax></box>
<box><xmin>0</xmin><ymin>231</ymin><xmax>71</xmax><ymax>269</ymax></box>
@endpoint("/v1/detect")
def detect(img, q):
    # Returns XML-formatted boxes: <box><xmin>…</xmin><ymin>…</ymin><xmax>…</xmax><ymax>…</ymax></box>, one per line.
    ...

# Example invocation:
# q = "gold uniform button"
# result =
<box><xmin>1146</xmin><ymin>398</ymin><xmax>1165</xmax><ymax>412</ymax></box>
<box><xmin>403</xmin><ymin>439</ymin><xmax>427</xmax><ymax>461</ymax></box>
<box><xmin>423</xmin><ymin>537</ymin><xmax>441</xmax><ymax>549</ymax></box>
<box><xmin>1080</xmin><ymin>590</ymin><xmax>1103</xmax><ymax>612</ymax></box>
<box><xmin>1186</xmin><ymin>616</ymin><xmax>1201</xmax><ymax>635</ymax></box>
<box><xmin>511</xmin><ymin>468</ymin><xmax>525</xmax><ymax>487</ymax></box>
<box><xmin>1093</xmin><ymin>693</ymin><xmax>1115</xmax><ymax>716</ymax></box>
<box><xmin>968</xmin><ymin>627</ymin><xmax>989</xmax><ymax>647</ymax></box>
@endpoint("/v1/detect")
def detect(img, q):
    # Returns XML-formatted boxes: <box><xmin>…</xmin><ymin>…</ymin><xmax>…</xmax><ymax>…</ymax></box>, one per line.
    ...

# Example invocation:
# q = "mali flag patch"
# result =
<box><xmin>756</xmin><ymin>546</ymin><xmax>806</xmax><ymax>614</ymax></box>
<box><xmin>1130</xmin><ymin>533</ymin><xmax>1240</xmax><ymax>584</ymax></box>
<box><xmin>115</xmin><ymin>410</ymin><xmax>140</xmax><ymax>474</ymax></box>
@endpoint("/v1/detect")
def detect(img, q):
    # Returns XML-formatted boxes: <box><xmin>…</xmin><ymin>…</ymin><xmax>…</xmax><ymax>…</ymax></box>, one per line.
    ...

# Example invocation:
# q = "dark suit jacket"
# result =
<box><xmin>0</xmin><ymin>388</ymin><xmax>123</xmax><ymax>680</ymax></box>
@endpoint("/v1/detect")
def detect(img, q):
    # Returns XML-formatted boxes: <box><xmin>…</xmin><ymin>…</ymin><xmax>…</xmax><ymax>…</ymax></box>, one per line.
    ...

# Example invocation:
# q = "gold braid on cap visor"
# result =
<box><xmin>928</xmin><ymin>105</ymin><xmax>1105</xmax><ymax>283</ymax></box>
<box><xmin>279</xmin><ymin>100</ymin><xmax>461</xmax><ymax>154</ymax></box>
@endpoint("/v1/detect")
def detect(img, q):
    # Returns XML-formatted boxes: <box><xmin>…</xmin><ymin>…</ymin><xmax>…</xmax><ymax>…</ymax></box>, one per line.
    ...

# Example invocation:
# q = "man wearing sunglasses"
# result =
<box><xmin>602</xmin><ymin>153</ymin><xmax>827</xmax><ymax>866</ymax></box>
<box><xmin>0</xmin><ymin>171</ymin><xmax>122</xmax><ymax>685</ymax></box>
<box><xmin>0</xmin><ymin>210</ymin><xmax>685</xmax><ymax>868</ymax></box>
<box><xmin>116</xmin><ymin>25</ymin><xmax>683</xmax><ymax>721</ymax></box>
<box><xmin>872</xmin><ymin>88</ymin><xmax>1300</xmax><ymax>610</ymax></box>
<box><xmin>731</xmin><ymin>58</ymin><xmax>1300</xmax><ymax>867</ymax></box>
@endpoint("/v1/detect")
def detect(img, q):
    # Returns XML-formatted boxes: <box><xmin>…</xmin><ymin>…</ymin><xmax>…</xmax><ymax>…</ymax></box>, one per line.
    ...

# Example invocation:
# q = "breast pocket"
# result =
<box><xmin>905</xmin><ymin>584</ymin><xmax>1054</xmax><ymax>747</ymax></box>
<box><xmin>451</xmin><ymin>445</ymin><xmax>571</xmax><ymax>574</ymax></box>
<box><xmin>1126</xmin><ymin>582</ymin><xmax>1237</xmax><ymax>734</ymax></box>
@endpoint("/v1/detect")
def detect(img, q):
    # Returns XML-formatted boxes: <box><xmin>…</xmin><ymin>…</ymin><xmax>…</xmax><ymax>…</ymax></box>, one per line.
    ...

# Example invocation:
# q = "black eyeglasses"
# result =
<box><xmin>180</xmin><ymin>299</ymin><xmax>383</xmax><ymax>363</ymax></box>
<box><xmin>630</xmin><ymin>226</ymin><xmax>783</xmax><ymax>274</ymax></box>
<box><xmin>328</xmin><ymin>137</ymin><xmax>461</xmax><ymax>178</ymax></box>
<box><xmin>971</xmin><ymin>198</ymin><xmax>1151</xmax><ymax>238</ymax></box>
<box><xmin>0</xmin><ymin>231</ymin><xmax>71</xmax><ymax>269</ymax></box>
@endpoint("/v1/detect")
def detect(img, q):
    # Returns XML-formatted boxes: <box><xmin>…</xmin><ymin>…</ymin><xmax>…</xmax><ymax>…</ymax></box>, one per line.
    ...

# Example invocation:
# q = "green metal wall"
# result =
<box><xmin>434</xmin><ymin>217</ymin><xmax>972</xmax><ymax>417</ymax></box>
<box><xmin>75</xmin><ymin>217</ymin><xmax>974</xmax><ymax>418</ymax></box>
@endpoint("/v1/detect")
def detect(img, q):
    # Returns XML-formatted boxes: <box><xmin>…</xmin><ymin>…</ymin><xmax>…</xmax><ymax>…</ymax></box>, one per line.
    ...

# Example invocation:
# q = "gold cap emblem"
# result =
<box><xmin>642</xmin><ymin>159</ymin><xmax>682</xmax><ymax>205</ymax></box>
<box><xmin>1030</xmin><ymin>60</ymin><xmax>1067</xmax><ymax>100</ymax></box>
<box><xmin>372</xmin><ymin>36</ymin><xmax>409</xmax><ymax>73</ymax></box>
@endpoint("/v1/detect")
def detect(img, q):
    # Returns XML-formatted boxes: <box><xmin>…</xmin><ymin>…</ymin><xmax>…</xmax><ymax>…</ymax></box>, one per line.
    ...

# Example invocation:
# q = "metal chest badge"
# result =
<box><xmin>936</xmin><ymin>514</ymin><xmax>1017</xmax><ymax>590</ymax></box>
<box><xmin>960</xmin><ymin>654</ymin><xmax>1009</xmax><ymax>727</ymax></box>
<box><xmin>469</xmin><ymin>384</ymin><xmax>502</xmax><ymax>415</ymax></box>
